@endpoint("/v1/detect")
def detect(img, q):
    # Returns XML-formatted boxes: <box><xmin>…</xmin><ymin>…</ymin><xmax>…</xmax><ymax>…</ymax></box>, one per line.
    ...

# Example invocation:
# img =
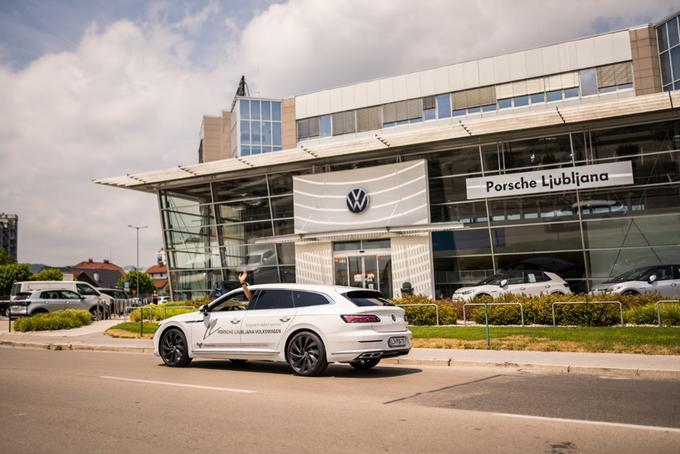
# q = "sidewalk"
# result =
<box><xmin>1</xmin><ymin>319</ymin><xmax>679</xmax><ymax>379</ymax></box>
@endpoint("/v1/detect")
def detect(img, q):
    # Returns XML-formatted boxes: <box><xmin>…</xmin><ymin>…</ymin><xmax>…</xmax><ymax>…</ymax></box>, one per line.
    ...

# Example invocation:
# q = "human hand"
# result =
<box><xmin>239</xmin><ymin>271</ymin><xmax>247</xmax><ymax>284</ymax></box>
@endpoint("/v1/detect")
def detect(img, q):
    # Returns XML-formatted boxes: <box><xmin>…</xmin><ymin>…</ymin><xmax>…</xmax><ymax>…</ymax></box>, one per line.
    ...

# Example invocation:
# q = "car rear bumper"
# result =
<box><xmin>328</xmin><ymin>330</ymin><xmax>412</xmax><ymax>362</ymax></box>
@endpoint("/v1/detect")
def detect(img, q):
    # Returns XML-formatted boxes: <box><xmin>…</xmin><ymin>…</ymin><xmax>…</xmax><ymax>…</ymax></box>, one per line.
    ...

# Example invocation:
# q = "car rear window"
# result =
<box><xmin>14</xmin><ymin>292</ymin><xmax>31</xmax><ymax>300</ymax></box>
<box><xmin>342</xmin><ymin>290</ymin><xmax>392</xmax><ymax>307</ymax></box>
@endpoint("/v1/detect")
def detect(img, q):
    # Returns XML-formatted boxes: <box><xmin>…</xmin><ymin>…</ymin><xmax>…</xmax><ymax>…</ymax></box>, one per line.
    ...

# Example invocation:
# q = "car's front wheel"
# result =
<box><xmin>349</xmin><ymin>358</ymin><xmax>381</xmax><ymax>370</ymax></box>
<box><xmin>159</xmin><ymin>328</ymin><xmax>192</xmax><ymax>367</ymax></box>
<box><xmin>286</xmin><ymin>331</ymin><xmax>328</xmax><ymax>377</ymax></box>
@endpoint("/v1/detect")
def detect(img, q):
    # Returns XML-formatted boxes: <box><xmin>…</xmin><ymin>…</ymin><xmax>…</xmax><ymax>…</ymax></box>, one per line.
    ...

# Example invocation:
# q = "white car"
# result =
<box><xmin>452</xmin><ymin>270</ymin><xmax>571</xmax><ymax>301</ymax></box>
<box><xmin>153</xmin><ymin>284</ymin><xmax>411</xmax><ymax>376</ymax></box>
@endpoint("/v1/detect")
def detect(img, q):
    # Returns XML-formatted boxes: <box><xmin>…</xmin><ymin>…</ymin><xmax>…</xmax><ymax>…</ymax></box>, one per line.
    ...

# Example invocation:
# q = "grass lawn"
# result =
<box><xmin>106</xmin><ymin>322</ymin><xmax>159</xmax><ymax>339</ymax></box>
<box><xmin>411</xmin><ymin>326</ymin><xmax>680</xmax><ymax>354</ymax></box>
<box><xmin>104</xmin><ymin>322</ymin><xmax>680</xmax><ymax>354</ymax></box>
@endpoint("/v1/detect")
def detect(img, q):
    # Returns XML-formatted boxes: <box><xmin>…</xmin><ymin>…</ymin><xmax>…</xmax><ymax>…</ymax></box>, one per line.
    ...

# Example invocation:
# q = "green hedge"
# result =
<box><xmin>624</xmin><ymin>302</ymin><xmax>680</xmax><ymax>326</ymax></box>
<box><xmin>464</xmin><ymin>292</ymin><xmax>675</xmax><ymax>326</ymax></box>
<box><xmin>390</xmin><ymin>295</ymin><xmax>456</xmax><ymax>325</ymax></box>
<box><xmin>13</xmin><ymin>309</ymin><xmax>92</xmax><ymax>331</ymax></box>
<box><xmin>390</xmin><ymin>292</ymin><xmax>679</xmax><ymax>327</ymax></box>
<box><xmin>129</xmin><ymin>303</ymin><xmax>197</xmax><ymax>322</ymax></box>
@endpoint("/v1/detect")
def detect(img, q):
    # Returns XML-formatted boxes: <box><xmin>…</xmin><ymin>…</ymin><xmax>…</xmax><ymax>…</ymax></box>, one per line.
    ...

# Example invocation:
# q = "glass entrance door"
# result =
<box><xmin>334</xmin><ymin>254</ymin><xmax>392</xmax><ymax>298</ymax></box>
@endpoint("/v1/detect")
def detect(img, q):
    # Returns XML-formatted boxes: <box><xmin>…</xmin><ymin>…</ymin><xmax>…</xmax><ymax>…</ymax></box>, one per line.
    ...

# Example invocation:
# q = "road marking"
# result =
<box><xmin>492</xmin><ymin>412</ymin><xmax>680</xmax><ymax>433</ymax></box>
<box><xmin>100</xmin><ymin>376</ymin><xmax>256</xmax><ymax>394</ymax></box>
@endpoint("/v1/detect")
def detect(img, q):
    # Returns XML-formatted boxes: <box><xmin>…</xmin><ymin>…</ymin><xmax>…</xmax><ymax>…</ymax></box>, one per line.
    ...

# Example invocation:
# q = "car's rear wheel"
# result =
<box><xmin>159</xmin><ymin>328</ymin><xmax>192</xmax><ymax>367</ymax></box>
<box><xmin>286</xmin><ymin>331</ymin><xmax>328</xmax><ymax>377</ymax></box>
<box><xmin>349</xmin><ymin>358</ymin><xmax>381</xmax><ymax>370</ymax></box>
<box><xmin>90</xmin><ymin>305</ymin><xmax>105</xmax><ymax>321</ymax></box>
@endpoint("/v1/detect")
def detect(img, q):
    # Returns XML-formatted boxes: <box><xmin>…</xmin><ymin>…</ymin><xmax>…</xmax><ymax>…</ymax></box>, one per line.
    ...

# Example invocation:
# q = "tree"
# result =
<box><xmin>118</xmin><ymin>270</ymin><xmax>155</xmax><ymax>296</ymax></box>
<box><xmin>33</xmin><ymin>268</ymin><xmax>64</xmax><ymax>281</ymax></box>
<box><xmin>0</xmin><ymin>263</ymin><xmax>32</xmax><ymax>295</ymax></box>
<box><xmin>0</xmin><ymin>248</ymin><xmax>14</xmax><ymax>265</ymax></box>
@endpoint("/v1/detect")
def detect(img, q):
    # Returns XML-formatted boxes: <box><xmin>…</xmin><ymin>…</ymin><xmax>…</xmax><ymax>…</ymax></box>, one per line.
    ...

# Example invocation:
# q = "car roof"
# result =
<box><xmin>241</xmin><ymin>283</ymin><xmax>380</xmax><ymax>294</ymax></box>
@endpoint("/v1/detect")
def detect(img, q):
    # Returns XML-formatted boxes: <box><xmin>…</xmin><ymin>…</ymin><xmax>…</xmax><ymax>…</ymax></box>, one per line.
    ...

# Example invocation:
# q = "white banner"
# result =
<box><xmin>466</xmin><ymin>161</ymin><xmax>634</xmax><ymax>199</ymax></box>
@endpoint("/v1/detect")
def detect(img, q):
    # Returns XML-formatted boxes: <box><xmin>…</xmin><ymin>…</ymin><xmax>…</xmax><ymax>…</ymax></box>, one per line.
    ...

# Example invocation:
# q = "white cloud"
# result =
<box><xmin>0</xmin><ymin>18</ymin><xmax>235</xmax><ymax>267</ymax></box>
<box><xmin>173</xmin><ymin>0</ymin><xmax>221</xmax><ymax>35</ymax></box>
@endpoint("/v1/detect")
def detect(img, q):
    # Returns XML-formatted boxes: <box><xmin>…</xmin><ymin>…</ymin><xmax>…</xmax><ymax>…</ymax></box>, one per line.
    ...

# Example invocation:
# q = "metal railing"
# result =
<box><xmin>655</xmin><ymin>299</ymin><xmax>680</xmax><ymax>326</ymax></box>
<box><xmin>463</xmin><ymin>302</ymin><xmax>525</xmax><ymax>326</ymax></box>
<box><xmin>551</xmin><ymin>301</ymin><xmax>623</xmax><ymax>326</ymax></box>
<box><xmin>395</xmin><ymin>303</ymin><xmax>440</xmax><ymax>325</ymax></box>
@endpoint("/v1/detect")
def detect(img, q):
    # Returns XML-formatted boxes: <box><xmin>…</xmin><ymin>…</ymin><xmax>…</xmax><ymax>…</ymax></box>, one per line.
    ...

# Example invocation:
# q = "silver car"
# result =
<box><xmin>590</xmin><ymin>265</ymin><xmax>680</xmax><ymax>297</ymax></box>
<box><xmin>9</xmin><ymin>289</ymin><xmax>109</xmax><ymax>318</ymax></box>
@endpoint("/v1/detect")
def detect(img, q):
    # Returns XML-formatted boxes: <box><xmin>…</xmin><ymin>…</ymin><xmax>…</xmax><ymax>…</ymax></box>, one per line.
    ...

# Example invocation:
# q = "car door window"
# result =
<box><xmin>251</xmin><ymin>289</ymin><xmax>293</xmax><ymax>310</ymax></box>
<box><xmin>211</xmin><ymin>291</ymin><xmax>250</xmax><ymax>312</ymax></box>
<box><xmin>506</xmin><ymin>271</ymin><xmax>524</xmax><ymax>285</ymax></box>
<box><xmin>59</xmin><ymin>290</ymin><xmax>81</xmax><ymax>300</ymax></box>
<box><xmin>76</xmin><ymin>284</ymin><xmax>98</xmax><ymax>296</ymax></box>
<box><xmin>647</xmin><ymin>266</ymin><xmax>673</xmax><ymax>281</ymax></box>
<box><xmin>525</xmin><ymin>272</ymin><xmax>538</xmax><ymax>283</ymax></box>
<box><xmin>41</xmin><ymin>291</ymin><xmax>58</xmax><ymax>299</ymax></box>
<box><xmin>292</xmin><ymin>291</ymin><xmax>330</xmax><ymax>308</ymax></box>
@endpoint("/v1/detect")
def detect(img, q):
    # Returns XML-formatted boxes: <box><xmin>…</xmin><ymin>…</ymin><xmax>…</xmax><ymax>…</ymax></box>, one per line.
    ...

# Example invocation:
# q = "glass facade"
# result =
<box><xmin>161</xmin><ymin>118</ymin><xmax>680</xmax><ymax>300</ymax></box>
<box><xmin>419</xmin><ymin>119</ymin><xmax>680</xmax><ymax>296</ymax></box>
<box><xmin>658</xmin><ymin>14</ymin><xmax>680</xmax><ymax>90</ymax></box>
<box><xmin>237</xmin><ymin>98</ymin><xmax>282</xmax><ymax>156</ymax></box>
<box><xmin>161</xmin><ymin>170</ymin><xmax>302</xmax><ymax>298</ymax></box>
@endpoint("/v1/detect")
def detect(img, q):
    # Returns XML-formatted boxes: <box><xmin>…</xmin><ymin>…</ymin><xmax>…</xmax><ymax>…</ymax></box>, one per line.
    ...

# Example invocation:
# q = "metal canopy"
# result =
<box><xmin>94</xmin><ymin>91</ymin><xmax>679</xmax><ymax>192</ymax></box>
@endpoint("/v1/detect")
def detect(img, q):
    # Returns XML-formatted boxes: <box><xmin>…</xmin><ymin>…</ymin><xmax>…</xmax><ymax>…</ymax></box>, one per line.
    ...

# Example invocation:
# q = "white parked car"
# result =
<box><xmin>590</xmin><ymin>265</ymin><xmax>680</xmax><ymax>297</ymax></box>
<box><xmin>452</xmin><ymin>270</ymin><xmax>571</xmax><ymax>301</ymax></box>
<box><xmin>153</xmin><ymin>284</ymin><xmax>411</xmax><ymax>376</ymax></box>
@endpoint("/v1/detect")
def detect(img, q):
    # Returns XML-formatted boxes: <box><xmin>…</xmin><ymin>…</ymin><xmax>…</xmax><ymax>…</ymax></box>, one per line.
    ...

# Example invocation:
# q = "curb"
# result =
<box><xmin>381</xmin><ymin>357</ymin><xmax>680</xmax><ymax>380</ymax></box>
<box><xmin>2</xmin><ymin>340</ymin><xmax>678</xmax><ymax>380</ymax></box>
<box><xmin>0</xmin><ymin>340</ymin><xmax>152</xmax><ymax>354</ymax></box>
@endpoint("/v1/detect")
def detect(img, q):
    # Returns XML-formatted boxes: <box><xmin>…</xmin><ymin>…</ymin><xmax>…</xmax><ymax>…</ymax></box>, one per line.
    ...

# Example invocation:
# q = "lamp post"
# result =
<box><xmin>128</xmin><ymin>224</ymin><xmax>148</xmax><ymax>336</ymax></box>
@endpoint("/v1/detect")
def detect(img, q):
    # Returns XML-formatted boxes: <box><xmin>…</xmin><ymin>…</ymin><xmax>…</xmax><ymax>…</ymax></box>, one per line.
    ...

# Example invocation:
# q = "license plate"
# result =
<box><xmin>388</xmin><ymin>336</ymin><xmax>407</xmax><ymax>348</ymax></box>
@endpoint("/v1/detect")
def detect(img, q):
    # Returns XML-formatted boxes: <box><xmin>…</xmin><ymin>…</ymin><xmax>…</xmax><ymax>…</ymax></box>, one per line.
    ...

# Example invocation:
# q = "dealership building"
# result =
<box><xmin>98</xmin><ymin>13</ymin><xmax>680</xmax><ymax>300</ymax></box>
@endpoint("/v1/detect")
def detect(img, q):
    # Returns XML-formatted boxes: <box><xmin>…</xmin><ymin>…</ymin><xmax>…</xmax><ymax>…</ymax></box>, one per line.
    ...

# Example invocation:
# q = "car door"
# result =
<box><xmin>41</xmin><ymin>290</ymin><xmax>67</xmax><ymax>312</ymax></box>
<box><xmin>646</xmin><ymin>266</ymin><xmax>676</xmax><ymax>297</ymax></box>
<box><xmin>504</xmin><ymin>271</ymin><xmax>526</xmax><ymax>295</ymax></box>
<box><xmin>240</xmin><ymin>289</ymin><xmax>295</xmax><ymax>355</ymax></box>
<box><xmin>60</xmin><ymin>290</ymin><xmax>85</xmax><ymax>310</ymax></box>
<box><xmin>521</xmin><ymin>272</ymin><xmax>550</xmax><ymax>296</ymax></box>
<box><xmin>191</xmin><ymin>291</ymin><xmax>249</xmax><ymax>357</ymax></box>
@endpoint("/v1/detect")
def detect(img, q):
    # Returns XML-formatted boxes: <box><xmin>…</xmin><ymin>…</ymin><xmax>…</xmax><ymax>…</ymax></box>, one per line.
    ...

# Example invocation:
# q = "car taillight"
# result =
<box><xmin>341</xmin><ymin>314</ymin><xmax>381</xmax><ymax>323</ymax></box>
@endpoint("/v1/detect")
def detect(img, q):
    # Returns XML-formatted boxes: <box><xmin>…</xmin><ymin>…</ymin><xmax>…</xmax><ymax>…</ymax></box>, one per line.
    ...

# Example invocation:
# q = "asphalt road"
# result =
<box><xmin>0</xmin><ymin>347</ymin><xmax>679</xmax><ymax>454</ymax></box>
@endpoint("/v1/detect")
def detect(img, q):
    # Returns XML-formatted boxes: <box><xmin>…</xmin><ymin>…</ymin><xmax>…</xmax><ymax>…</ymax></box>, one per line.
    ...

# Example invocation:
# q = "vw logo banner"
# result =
<box><xmin>346</xmin><ymin>188</ymin><xmax>369</xmax><ymax>213</ymax></box>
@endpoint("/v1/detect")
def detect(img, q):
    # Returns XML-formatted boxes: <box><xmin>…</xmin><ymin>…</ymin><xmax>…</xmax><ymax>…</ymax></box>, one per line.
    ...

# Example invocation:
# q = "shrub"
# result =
<box><xmin>389</xmin><ymin>295</ymin><xmax>456</xmax><ymax>325</ymax></box>
<box><xmin>625</xmin><ymin>303</ymin><xmax>680</xmax><ymax>326</ymax></box>
<box><xmin>129</xmin><ymin>303</ymin><xmax>196</xmax><ymax>322</ymax></box>
<box><xmin>466</xmin><ymin>292</ymin><xmax>667</xmax><ymax>326</ymax></box>
<box><xmin>13</xmin><ymin>309</ymin><xmax>92</xmax><ymax>332</ymax></box>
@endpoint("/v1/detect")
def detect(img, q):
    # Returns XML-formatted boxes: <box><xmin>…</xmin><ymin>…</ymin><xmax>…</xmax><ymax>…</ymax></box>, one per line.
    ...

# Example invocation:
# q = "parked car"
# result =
<box><xmin>452</xmin><ymin>270</ymin><xmax>571</xmax><ymax>301</ymax></box>
<box><xmin>590</xmin><ymin>265</ymin><xmax>680</xmax><ymax>297</ymax></box>
<box><xmin>153</xmin><ymin>284</ymin><xmax>411</xmax><ymax>376</ymax></box>
<box><xmin>11</xmin><ymin>280</ymin><xmax>113</xmax><ymax>309</ymax></box>
<box><xmin>9</xmin><ymin>289</ymin><xmax>109</xmax><ymax>319</ymax></box>
<box><xmin>98</xmin><ymin>288</ymin><xmax>131</xmax><ymax>300</ymax></box>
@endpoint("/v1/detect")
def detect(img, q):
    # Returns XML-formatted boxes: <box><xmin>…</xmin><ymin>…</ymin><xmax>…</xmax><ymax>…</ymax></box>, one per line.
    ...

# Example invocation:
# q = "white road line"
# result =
<box><xmin>492</xmin><ymin>412</ymin><xmax>680</xmax><ymax>434</ymax></box>
<box><xmin>100</xmin><ymin>376</ymin><xmax>256</xmax><ymax>394</ymax></box>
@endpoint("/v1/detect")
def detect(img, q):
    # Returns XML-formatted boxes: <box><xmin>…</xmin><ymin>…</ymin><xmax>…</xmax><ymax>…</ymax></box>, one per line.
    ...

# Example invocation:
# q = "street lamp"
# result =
<box><xmin>128</xmin><ymin>224</ymin><xmax>148</xmax><ymax>336</ymax></box>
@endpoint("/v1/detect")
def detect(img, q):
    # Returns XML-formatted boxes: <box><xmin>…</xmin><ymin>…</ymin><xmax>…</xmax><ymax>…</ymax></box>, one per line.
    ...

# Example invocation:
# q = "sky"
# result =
<box><xmin>0</xmin><ymin>0</ymin><xmax>677</xmax><ymax>269</ymax></box>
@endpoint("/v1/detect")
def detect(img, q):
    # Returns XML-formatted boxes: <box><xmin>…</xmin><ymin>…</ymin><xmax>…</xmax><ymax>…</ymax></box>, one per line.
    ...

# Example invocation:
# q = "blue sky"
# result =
<box><xmin>0</xmin><ymin>0</ymin><xmax>677</xmax><ymax>268</ymax></box>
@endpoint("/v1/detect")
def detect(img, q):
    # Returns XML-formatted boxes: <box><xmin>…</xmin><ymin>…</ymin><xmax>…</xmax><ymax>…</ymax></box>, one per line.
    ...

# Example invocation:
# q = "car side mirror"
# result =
<box><xmin>199</xmin><ymin>304</ymin><xmax>208</xmax><ymax>314</ymax></box>
<box><xmin>500</xmin><ymin>279</ymin><xmax>508</xmax><ymax>288</ymax></box>
<box><xmin>648</xmin><ymin>274</ymin><xmax>657</xmax><ymax>283</ymax></box>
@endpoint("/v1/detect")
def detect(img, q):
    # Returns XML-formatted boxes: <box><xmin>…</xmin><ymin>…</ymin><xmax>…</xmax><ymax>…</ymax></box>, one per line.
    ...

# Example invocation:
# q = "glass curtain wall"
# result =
<box><xmin>160</xmin><ymin>170</ymin><xmax>305</xmax><ymax>298</ymax></box>
<box><xmin>412</xmin><ymin>119</ymin><xmax>680</xmax><ymax>296</ymax></box>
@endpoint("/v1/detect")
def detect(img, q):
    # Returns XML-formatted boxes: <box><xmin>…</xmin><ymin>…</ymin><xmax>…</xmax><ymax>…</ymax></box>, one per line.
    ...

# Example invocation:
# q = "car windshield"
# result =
<box><xmin>343</xmin><ymin>290</ymin><xmax>392</xmax><ymax>307</ymax></box>
<box><xmin>607</xmin><ymin>267</ymin><xmax>650</xmax><ymax>283</ymax></box>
